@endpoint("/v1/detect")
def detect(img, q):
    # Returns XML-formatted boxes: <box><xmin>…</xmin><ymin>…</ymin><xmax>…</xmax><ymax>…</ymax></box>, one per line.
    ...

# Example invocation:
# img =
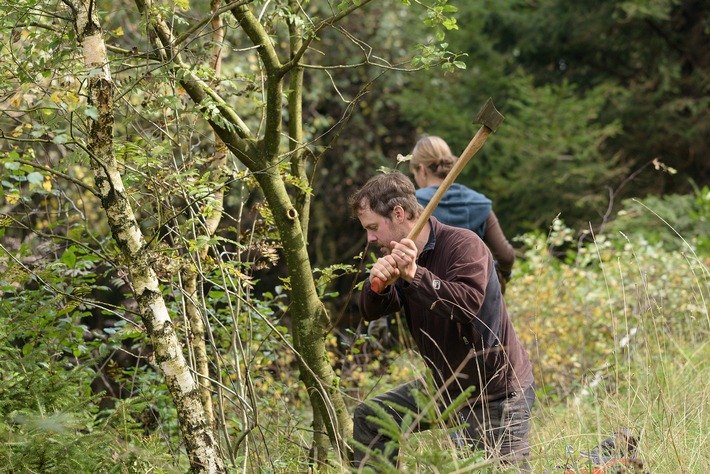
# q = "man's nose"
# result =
<box><xmin>367</xmin><ymin>232</ymin><xmax>377</xmax><ymax>242</ymax></box>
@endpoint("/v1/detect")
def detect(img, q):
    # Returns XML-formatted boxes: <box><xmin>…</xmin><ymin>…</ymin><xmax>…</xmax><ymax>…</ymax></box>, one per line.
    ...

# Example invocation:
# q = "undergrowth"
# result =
<box><xmin>336</xmin><ymin>196</ymin><xmax>709</xmax><ymax>473</ymax></box>
<box><xmin>1</xmin><ymin>191</ymin><xmax>708</xmax><ymax>472</ymax></box>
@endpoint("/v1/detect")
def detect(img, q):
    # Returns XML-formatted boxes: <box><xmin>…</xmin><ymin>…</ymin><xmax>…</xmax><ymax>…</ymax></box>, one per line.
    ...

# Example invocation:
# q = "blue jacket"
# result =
<box><xmin>416</xmin><ymin>183</ymin><xmax>492</xmax><ymax>239</ymax></box>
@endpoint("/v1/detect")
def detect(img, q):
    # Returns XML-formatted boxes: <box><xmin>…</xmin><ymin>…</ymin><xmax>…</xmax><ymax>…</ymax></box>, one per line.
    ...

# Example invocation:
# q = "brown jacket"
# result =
<box><xmin>359</xmin><ymin>218</ymin><xmax>532</xmax><ymax>402</ymax></box>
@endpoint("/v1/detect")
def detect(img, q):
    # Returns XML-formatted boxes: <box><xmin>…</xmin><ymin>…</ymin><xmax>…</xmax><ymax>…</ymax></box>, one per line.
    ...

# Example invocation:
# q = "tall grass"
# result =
<box><xmin>514</xmin><ymin>218</ymin><xmax>710</xmax><ymax>473</ymax></box>
<box><xmin>333</xmin><ymin>212</ymin><xmax>709</xmax><ymax>472</ymax></box>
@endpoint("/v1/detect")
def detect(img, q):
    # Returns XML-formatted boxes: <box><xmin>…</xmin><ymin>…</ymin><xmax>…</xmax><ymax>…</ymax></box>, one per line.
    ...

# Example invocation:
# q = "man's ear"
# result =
<box><xmin>393</xmin><ymin>205</ymin><xmax>406</xmax><ymax>223</ymax></box>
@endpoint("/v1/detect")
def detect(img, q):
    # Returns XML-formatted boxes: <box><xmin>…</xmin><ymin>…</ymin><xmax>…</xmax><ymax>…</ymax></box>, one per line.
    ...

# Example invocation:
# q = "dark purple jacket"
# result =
<box><xmin>359</xmin><ymin>218</ymin><xmax>533</xmax><ymax>402</ymax></box>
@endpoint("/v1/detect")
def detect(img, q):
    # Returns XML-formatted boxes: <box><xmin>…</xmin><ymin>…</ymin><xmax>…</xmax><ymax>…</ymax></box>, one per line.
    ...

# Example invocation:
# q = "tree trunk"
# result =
<box><xmin>64</xmin><ymin>0</ymin><xmax>225</xmax><ymax>471</ymax></box>
<box><xmin>255</xmin><ymin>171</ymin><xmax>353</xmax><ymax>460</ymax></box>
<box><xmin>180</xmin><ymin>0</ymin><xmax>229</xmax><ymax>432</ymax></box>
<box><xmin>135</xmin><ymin>0</ymin><xmax>356</xmax><ymax>463</ymax></box>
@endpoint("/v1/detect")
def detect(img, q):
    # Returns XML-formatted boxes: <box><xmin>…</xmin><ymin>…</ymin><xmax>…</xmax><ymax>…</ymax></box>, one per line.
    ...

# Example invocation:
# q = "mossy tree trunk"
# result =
<box><xmin>133</xmin><ymin>0</ymin><xmax>365</xmax><ymax>463</ymax></box>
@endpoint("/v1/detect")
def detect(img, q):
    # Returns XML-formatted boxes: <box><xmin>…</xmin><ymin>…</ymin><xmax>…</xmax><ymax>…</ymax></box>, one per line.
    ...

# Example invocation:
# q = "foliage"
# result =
<box><xmin>1</xmin><ymin>0</ymin><xmax>474</xmax><ymax>465</ymax></box>
<box><xmin>507</xmin><ymin>0</ymin><xmax>710</xmax><ymax>196</ymax></box>
<box><xmin>2</xmin><ymin>183</ymin><xmax>708</xmax><ymax>472</ymax></box>
<box><xmin>389</xmin><ymin>0</ymin><xmax>710</xmax><ymax>237</ymax></box>
<box><xmin>509</xmin><ymin>213</ymin><xmax>709</xmax><ymax>400</ymax></box>
<box><xmin>0</xmin><ymin>265</ymin><xmax>177</xmax><ymax>473</ymax></box>
<box><xmin>507</xmin><ymin>201</ymin><xmax>709</xmax><ymax>471</ymax></box>
<box><xmin>607</xmin><ymin>184</ymin><xmax>710</xmax><ymax>254</ymax></box>
<box><xmin>1</xmin><ymin>0</ymin><xmax>708</xmax><ymax>469</ymax></box>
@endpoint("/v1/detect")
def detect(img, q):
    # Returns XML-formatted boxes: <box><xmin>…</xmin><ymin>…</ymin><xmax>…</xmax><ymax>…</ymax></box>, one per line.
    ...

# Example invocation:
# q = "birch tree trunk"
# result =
<box><xmin>63</xmin><ymin>0</ymin><xmax>225</xmax><ymax>471</ymax></box>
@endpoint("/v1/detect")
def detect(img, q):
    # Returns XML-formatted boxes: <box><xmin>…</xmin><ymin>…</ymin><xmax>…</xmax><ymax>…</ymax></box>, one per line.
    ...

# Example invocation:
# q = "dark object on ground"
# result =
<box><xmin>557</xmin><ymin>429</ymin><xmax>648</xmax><ymax>473</ymax></box>
<box><xmin>581</xmin><ymin>428</ymin><xmax>638</xmax><ymax>464</ymax></box>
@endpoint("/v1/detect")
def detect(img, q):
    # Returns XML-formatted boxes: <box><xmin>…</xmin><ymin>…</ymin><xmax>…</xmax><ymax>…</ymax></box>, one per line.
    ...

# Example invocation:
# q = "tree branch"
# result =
<box><xmin>172</xmin><ymin>0</ymin><xmax>253</xmax><ymax>49</ymax></box>
<box><xmin>229</xmin><ymin>4</ymin><xmax>283</xmax><ymax>156</ymax></box>
<box><xmin>13</xmin><ymin>157</ymin><xmax>98</xmax><ymax>196</ymax></box>
<box><xmin>134</xmin><ymin>0</ymin><xmax>259</xmax><ymax>168</ymax></box>
<box><xmin>281</xmin><ymin>0</ymin><xmax>376</xmax><ymax>75</ymax></box>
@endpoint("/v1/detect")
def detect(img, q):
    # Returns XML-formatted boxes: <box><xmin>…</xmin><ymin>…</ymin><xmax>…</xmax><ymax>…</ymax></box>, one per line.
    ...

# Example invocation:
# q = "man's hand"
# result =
<box><xmin>370</xmin><ymin>239</ymin><xmax>418</xmax><ymax>288</ymax></box>
<box><xmin>369</xmin><ymin>254</ymin><xmax>400</xmax><ymax>289</ymax></box>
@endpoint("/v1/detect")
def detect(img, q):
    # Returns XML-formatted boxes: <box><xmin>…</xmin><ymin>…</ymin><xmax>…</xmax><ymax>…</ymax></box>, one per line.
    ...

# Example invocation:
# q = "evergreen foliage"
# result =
<box><xmin>390</xmin><ymin>0</ymin><xmax>709</xmax><ymax>237</ymax></box>
<box><xmin>0</xmin><ymin>274</ymin><xmax>177</xmax><ymax>473</ymax></box>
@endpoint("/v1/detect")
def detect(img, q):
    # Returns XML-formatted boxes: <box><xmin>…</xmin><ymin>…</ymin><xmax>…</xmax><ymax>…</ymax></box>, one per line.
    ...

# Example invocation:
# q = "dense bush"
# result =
<box><xmin>0</xmin><ymin>253</ymin><xmax>178</xmax><ymax>473</ymax></box>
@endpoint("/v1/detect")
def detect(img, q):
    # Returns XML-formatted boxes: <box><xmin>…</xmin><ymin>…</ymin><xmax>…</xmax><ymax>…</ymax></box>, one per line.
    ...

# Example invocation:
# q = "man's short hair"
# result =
<box><xmin>349</xmin><ymin>171</ymin><xmax>422</xmax><ymax>219</ymax></box>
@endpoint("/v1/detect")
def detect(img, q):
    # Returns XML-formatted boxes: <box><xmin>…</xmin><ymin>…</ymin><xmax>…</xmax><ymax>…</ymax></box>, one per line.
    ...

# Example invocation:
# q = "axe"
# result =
<box><xmin>371</xmin><ymin>98</ymin><xmax>504</xmax><ymax>293</ymax></box>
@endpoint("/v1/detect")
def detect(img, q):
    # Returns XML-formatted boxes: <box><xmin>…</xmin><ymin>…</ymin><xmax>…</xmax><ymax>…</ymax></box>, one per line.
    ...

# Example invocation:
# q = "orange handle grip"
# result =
<box><xmin>371</xmin><ymin>276</ymin><xmax>386</xmax><ymax>294</ymax></box>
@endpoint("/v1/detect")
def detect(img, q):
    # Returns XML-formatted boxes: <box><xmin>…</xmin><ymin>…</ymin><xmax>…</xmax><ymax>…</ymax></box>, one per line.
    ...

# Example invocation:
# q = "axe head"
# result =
<box><xmin>474</xmin><ymin>98</ymin><xmax>504</xmax><ymax>133</ymax></box>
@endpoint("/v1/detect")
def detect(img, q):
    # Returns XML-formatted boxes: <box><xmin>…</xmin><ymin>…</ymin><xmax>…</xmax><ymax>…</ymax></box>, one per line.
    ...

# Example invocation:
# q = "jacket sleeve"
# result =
<box><xmin>358</xmin><ymin>278</ymin><xmax>404</xmax><ymax>322</ymax></box>
<box><xmin>401</xmin><ymin>232</ymin><xmax>494</xmax><ymax>327</ymax></box>
<box><xmin>483</xmin><ymin>211</ymin><xmax>515</xmax><ymax>278</ymax></box>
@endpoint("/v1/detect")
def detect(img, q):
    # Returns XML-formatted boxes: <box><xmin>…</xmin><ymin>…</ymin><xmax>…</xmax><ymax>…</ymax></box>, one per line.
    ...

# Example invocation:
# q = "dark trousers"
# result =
<box><xmin>352</xmin><ymin>379</ymin><xmax>535</xmax><ymax>471</ymax></box>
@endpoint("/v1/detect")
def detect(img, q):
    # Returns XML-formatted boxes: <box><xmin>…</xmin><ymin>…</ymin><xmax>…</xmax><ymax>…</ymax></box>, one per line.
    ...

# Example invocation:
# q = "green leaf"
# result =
<box><xmin>61</xmin><ymin>247</ymin><xmax>77</xmax><ymax>268</ymax></box>
<box><xmin>26</xmin><ymin>171</ymin><xmax>44</xmax><ymax>185</ymax></box>
<box><xmin>84</xmin><ymin>106</ymin><xmax>99</xmax><ymax>120</ymax></box>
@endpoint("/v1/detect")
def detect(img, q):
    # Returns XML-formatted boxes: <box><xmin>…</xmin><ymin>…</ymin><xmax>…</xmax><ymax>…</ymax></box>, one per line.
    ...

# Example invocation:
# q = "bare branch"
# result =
<box><xmin>282</xmin><ymin>0</ymin><xmax>377</xmax><ymax>74</ymax></box>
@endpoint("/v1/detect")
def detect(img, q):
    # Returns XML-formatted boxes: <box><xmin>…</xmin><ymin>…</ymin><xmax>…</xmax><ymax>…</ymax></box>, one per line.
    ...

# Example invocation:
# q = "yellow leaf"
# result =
<box><xmin>42</xmin><ymin>176</ymin><xmax>52</xmax><ymax>192</ymax></box>
<box><xmin>5</xmin><ymin>194</ymin><xmax>20</xmax><ymax>205</ymax></box>
<box><xmin>51</xmin><ymin>91</ymin><xmax>63</xmax><ymax>105</ymax></box>
<box><xmin>174</xmin><ymin>0</ymin><xmax>190</xmax><ymax>10</ymax></box>
<box><xmin>113</xmin><ymin>26</ymin><xmax>124</xmax><ymax>37</ymax></box>
<box><xmin>9</xmin><ymin>91</ymin><xmax>22</xmax><ymax>108</ymax></box>
<box><xmin>69</xmin><ymin>165</ymin><xmax>84</xmax><ymax>180</ymax></box>
<box><xmin>64</xmin><ymin>92</ymin><xmax>80</xmax><ymax>111</ymax></box>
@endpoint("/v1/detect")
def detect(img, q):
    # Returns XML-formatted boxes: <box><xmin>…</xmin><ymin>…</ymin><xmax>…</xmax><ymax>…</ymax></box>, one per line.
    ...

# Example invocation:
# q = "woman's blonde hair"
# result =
<box><xmin>410</xmin><ymin>135</ymin><xmax>456</xmax><ymax>179</ymax></box>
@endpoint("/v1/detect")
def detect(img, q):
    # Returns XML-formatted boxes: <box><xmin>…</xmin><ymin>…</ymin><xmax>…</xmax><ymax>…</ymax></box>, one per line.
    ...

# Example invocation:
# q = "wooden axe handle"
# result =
<box><xmin>370</xmin><ymin>100</ymin><xmax>502</xmax><ymax>293</ymax></box>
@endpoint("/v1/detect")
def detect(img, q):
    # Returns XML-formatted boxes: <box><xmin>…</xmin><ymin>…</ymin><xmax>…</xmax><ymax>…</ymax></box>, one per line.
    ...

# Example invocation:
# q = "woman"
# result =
<box><xmin>409</xmin><ymin>135</ymin><xmax>515</xmax><ymax>292</ymax></box>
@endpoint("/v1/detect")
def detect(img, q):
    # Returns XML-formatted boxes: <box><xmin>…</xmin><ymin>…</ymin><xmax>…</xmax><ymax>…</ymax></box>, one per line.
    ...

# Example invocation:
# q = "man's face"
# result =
<box><xmin>356</xmin><ymin>203</ymin><xmax>404</xmax><ymax>255</ymax></box>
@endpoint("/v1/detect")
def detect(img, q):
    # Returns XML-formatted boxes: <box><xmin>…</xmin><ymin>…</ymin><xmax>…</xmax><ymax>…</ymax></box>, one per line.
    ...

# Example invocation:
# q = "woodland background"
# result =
<box><xmin>0</xmin><ymin>0</ymin><xmax>708</xmax><ymax>472</ymax></box>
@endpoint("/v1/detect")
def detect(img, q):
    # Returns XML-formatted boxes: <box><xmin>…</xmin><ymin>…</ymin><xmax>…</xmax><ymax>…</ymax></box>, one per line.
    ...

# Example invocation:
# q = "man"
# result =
<box><xmin>348</xmin><ymin>172</ymin><xmax>535</xmax><ymax>471</ymax></box>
